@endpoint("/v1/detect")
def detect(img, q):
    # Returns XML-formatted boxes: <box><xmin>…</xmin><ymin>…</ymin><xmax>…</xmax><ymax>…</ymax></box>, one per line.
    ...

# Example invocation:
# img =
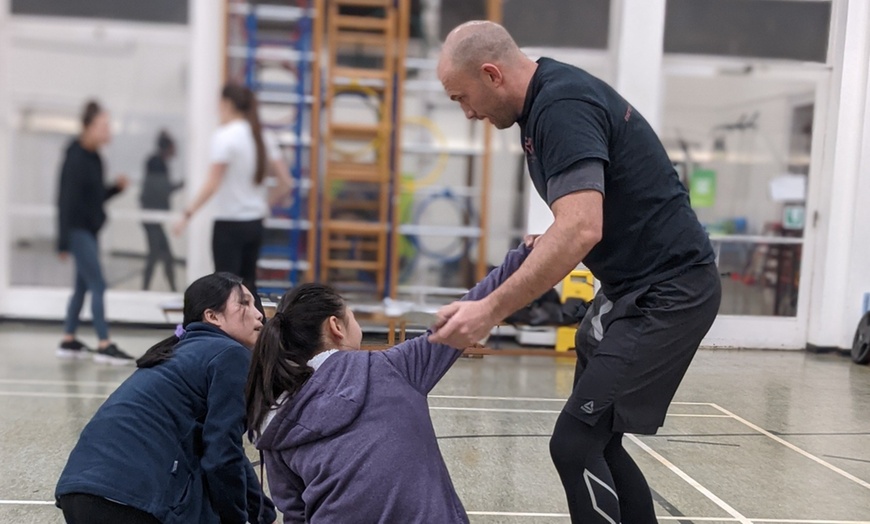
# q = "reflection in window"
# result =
<box><xmin>8</xmin><ymin>109</ymin><xmax>187</xmax><ymax>292</ymax></box>
<box><xmin>663</xmin><ymin>74</ymin><xmax>815</xmax><ymax>316</ymax></box>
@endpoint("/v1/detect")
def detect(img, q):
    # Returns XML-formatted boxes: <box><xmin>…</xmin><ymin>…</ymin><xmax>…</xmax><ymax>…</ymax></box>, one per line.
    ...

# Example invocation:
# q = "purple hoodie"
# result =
<box><xmin>256</xmin><ymin>244</ymin><xmax>531</xmax><ymax>523</ymax></box>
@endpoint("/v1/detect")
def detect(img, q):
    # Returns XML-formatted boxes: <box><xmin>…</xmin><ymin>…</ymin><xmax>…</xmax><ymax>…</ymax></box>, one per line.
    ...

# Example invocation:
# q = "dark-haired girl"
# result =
<box><xmin>56</xmin><ymin>99</ymin><xmax>133</xmax><ymax>364</ymax></box>
<box><xmin>174</xmin><ymin>84</ymin><xmax>291</xmax><ymax>310</ymax></box>
<box><xmin>246</xmin><ymin>244</ymin><xmax>531</xmax><ymax>523</ymax></box>
<box><xmin>56</xmin><ymin>272</ymin><xmax>276</xmax><ymax>524</ymax></box>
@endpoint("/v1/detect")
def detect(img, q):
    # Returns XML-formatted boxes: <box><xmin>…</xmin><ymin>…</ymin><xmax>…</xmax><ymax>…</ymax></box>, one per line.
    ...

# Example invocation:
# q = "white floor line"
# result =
<box><xmin>0</xmin><ymin>391</ymin><xmax>724</xmax><ymax>420</ymax></box>
<box><xmin>430</xmin><ymin>406</ymin><xmax>562</xmax><ymax>414</ymax></box>
<box><xmin>654</xmin><ymin>519</ymin><xmax>736</xmax><ymax>522</ymax></box>
<box><xmin>0</xmin><ymin>390</ymin><xmax>107</xmax><ymax>399</ymax></box>
<box><xmin>751</xmin><ymin>520</ymin><xmax>870</xmax><ymax>524</ymax></box>
<box><xmin>1</xmin><ymin>502</ymin><xmax>864</xmax><ymax>524</ymax></box>
<box><xmin>710</xmin><ymin>404</ymin><xmax>870</xmax><ymax>491</ymax></box>
<box><xmin>0</xmin><ymin>378</ymin><xmax>121</xmax><ymax>387</ymax></box>
<box><xmin>430</xmin><ymin>395</ymin><xmax>567</xmax><ymax>402</ymax></box>
<box><xmin>466</xmin><ymin>511</ymin><xmax>570</xmax><ymax>518</ymax></box>
<box><xmin>627</xmin><ymin>434</ymin><xmax>753</xmax><ymax>524</ymax></box>
<box><xmin>466</xmin><ymin>512</ymin><xmax>736</xmax><ymax>521</ymax></box>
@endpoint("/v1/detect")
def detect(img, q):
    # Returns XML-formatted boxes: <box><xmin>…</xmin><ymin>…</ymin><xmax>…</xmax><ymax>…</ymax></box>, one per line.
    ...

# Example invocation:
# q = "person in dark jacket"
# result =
<box><xmin>56</xmin><ymin>100</ymin><xmax>134</xmax><ymax>364</ymax></box>
<box><xmin>245</xmin><ymin>243</ymin><xmax>531</xmax><ymax>523</ymax></box>
<box><xmin>56</xmin><ymin>272</ymin><xmax>277</xmax><ymax>524</ymax></box>
<box><xmin>140</xmin><ymin>130</ymin><xmax>182</xmax><ymax>291</ymax></box>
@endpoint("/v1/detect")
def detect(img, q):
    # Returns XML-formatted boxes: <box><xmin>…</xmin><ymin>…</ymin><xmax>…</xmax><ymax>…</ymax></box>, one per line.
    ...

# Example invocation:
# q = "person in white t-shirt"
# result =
<box><xmin>175</xmin><ymin>84</ymin><xmax>291</xmax><ymax>310</ymax></box>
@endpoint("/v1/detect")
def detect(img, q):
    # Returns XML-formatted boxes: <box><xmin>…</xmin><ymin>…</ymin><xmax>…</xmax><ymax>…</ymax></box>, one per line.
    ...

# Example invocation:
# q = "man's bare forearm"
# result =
<box><xmin>483</xmin><ymin>223</ymin><xmax>597</xmax><ymax>321</ymax></box>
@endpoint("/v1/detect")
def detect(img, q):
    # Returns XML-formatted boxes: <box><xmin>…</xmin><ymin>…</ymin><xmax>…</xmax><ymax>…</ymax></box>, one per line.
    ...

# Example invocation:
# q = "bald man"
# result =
<box><xmin>431</xmin><ymin>21</ymin><xmax>721</xmax><ymax>524</ymax></box>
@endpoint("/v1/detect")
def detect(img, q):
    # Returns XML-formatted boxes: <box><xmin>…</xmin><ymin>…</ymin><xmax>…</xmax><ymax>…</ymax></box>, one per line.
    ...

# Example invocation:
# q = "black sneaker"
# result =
<box><xmin>94</xmin><ymin>344</ymin><xmax>135</xmax><ymax>366</ymax></box>
<box><xmin>56</xmin><ymin>339</ymin><xmax>92</xmax><ymax>359</ymax></box>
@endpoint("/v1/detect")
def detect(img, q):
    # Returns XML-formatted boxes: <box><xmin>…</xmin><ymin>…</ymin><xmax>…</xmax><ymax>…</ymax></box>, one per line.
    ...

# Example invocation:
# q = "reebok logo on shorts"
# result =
<box><xmin>581</xmin><ymin>401</ymin><xmax>594</xmax><ymax>414</ymax></box>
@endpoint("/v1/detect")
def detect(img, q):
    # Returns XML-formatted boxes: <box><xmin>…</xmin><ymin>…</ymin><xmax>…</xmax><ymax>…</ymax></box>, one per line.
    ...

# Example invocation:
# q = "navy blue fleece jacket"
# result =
<box><xmin>56</xmin><ymin>323</ymin><xmax>275</xmax><ymax>524</ymax></box>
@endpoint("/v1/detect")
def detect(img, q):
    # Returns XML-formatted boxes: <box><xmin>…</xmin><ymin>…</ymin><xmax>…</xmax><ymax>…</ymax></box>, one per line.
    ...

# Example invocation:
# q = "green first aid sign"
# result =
<box><xmin>690</xmin><ymin>169</ymin><xmax>716</xmax><ymax>208</ymax></box>
<box><xmin>783</xmin><ymin>205</ymin><xmax>805</xmax><ymax>230</ymax></box>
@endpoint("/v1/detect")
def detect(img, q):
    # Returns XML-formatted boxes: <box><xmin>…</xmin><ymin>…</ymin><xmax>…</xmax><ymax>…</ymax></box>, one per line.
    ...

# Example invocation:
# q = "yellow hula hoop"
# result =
<box><xmin>400</xmin><ymin>115</ymin><xmax>449</xmax><ymax>192</ymax></box>
<box><xmin>327</xmin><ymin>82</ymin><xmax>449</xmax><ymax>190</ymax></box>
<box><xmin>329</xmin><ymin>82</ymin><xmax>383</xmax><ymax>161</ymax></box>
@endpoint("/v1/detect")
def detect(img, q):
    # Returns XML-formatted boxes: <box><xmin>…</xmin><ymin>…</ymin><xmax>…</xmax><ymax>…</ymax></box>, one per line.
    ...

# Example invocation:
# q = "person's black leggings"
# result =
<box><xmin>58</xmin><ymin>493</ymin><xmax>160</xmax><ymax>524</ymax></box>
<box><xmin>549</xmin><ymin>409</ymin><xmax>657</xmax><ymax>524</ymax></box>
<box><xmin>212</xmin><ymin>218</ymin><xmax>264</xmax><ymax>311</ymax></box>
<box><xmin>142</xmin><ymin>223</ymin><xmax>176</xmax><ymax>291</ymax></box>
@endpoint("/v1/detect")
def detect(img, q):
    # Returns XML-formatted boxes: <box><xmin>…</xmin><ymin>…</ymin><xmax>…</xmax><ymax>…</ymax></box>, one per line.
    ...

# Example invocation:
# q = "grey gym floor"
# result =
<box><xmin>1</xmin><ymin>322</ymin><xmax>868</xmax><ymax>523</ymax></box>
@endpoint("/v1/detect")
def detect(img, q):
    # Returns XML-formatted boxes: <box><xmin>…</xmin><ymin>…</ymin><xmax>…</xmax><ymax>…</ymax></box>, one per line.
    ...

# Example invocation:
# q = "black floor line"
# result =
<box><xmin>822</xmin><ymin>454</ymin><xmax>870</xmax><ymax>464</ymax></box>
<box><xmin>666</xmin><ymin>439</ymin><xmax>741</xmax><ymax>448</ymax></box>
<box><xmin>651</xmin><ymin>487</ymin><xmax>693</xmax><ymax>524</ymax></box>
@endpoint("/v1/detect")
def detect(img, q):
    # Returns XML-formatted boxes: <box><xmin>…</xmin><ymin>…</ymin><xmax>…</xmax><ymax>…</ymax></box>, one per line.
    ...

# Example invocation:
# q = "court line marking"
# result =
<box><xmin>467</xmin><ymin>516</ymin><xmax>870</xmax><ymax>524</ymax></box>
<box><xmin>0</xmin><ymin>379</ymin><xmax>122</xmax><ymax>387</ymax></box>
<box><xmin>710</xmin><ymin>404</ymin><xmax>870</xmax><ymax>491</ymax></box>
<box><xmin>1</xmin><ymin>501</ymin><xmax>866</xmax><ymax>524</ymax></box>
<box><xmin>627</xmin><ymin>433</ymin><xmax>752</xmax><ymax>524</ymax></box>
<box><xmin>461</xmin><ymin>513</ymin><xmax>735</xmax><ymax>520</ymax></box>
<box><xmin>430</xmin><ymin>406</ymin><xmax>729</xmax><ymax>417</ymax></box>
<box><xmin>750</xmin><ymin>521</ymin><xmax>870</xmax><ymax>524</ymax></box>
<box><xmin>748</xmin><ymin>517</ymin><xmax>870</xmax><ymax>524</ymax></box>
<box><xmin>430</xmin><ymin>394</ymin><xmax>712</xmax><ymax>406</ymax></box>
<box><xmin>0</xmin><ymin>391</ymin><xmax>728</xmax><ymax>419</ymax></box>
<box><xmin>0</xmin><ymin>391</ymin><xmax>108</xmax><ymax>399</ymax></box>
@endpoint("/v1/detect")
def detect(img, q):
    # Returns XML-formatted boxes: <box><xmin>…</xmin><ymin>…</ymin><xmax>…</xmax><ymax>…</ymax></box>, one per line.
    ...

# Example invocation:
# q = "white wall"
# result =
<box><xmin>0</xmin><ymin>0</ymin><xmax>11</xmax><ymax>290</ymax></box>
<box><xmin>807</xmin><ymin>0</ymin><xmax>870</xmax><ymax>350</ymax></box>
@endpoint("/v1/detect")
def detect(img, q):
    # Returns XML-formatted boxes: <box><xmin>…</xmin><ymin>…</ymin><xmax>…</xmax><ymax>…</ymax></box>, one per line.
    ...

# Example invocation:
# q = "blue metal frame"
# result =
<box><xmin>241</xmin><ymin>1</ymin><xmax>315</xmax><ymax>295</ymax></box>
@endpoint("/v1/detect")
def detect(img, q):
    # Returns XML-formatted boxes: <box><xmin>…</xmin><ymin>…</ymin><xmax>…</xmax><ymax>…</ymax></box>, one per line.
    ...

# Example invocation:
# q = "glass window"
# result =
<box><xmin>438</xmin><ymin>0</ymin><xmax>610</xmax><ymax>49</ymax></box>
<box><xmin>662</xmin><ymin>72</ymin><xmax>816</xmax><ymax>316</ymax></box>
<box><xmin>10</xmin><ymin>0</ymin><xmax>189</xmax><ymax>24</ymax></box>
<box><xmin>664</xmin><ymin>0</ymin><xmax>831</xmax><ymax>63</ymax></box>
<box><xmin>8</xmin><ymin>109</ymin><xmax>188</xmax><ymax>292</ymax></box>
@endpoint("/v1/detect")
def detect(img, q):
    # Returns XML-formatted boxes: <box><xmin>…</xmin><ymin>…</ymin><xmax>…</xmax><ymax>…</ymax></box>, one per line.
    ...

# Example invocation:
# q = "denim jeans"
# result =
<box><xmin>63</xmin><ymin>228</ymin><xmax>109</xmax><ymax>340</ymax></box>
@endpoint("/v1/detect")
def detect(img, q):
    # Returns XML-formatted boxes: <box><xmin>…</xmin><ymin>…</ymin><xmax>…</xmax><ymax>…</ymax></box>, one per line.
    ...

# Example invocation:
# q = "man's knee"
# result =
<box><xmin>550</xmin><ymin>412</ymin><xmax>592</xmax><ymax>471</ymax></box>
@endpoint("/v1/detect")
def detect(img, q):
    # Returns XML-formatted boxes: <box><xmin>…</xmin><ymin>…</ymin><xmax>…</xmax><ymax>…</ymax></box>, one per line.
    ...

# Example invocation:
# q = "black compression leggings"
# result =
<box><xmin>549</xmin><ymin>410</ymin><xmax>657</xmax><ymax>524</ymax></box>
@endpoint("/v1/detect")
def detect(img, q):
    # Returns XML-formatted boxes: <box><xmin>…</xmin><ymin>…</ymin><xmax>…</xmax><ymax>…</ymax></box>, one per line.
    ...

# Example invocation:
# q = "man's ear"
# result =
<box><xmin>480</xmin><ymin>63</ymin><xmax>503</xmax><ymax>86</ymax></box>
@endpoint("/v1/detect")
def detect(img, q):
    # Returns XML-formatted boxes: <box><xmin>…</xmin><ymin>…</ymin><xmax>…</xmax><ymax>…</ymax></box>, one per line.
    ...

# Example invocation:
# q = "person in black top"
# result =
<box><xmin>433</xmin><ymin>22</ymin><xmax>721</xmax><ymax>523</ymax></box>
<box><xmin>57</xmin><ymin>100</ymin><xmax>135</xmax><ymax>365</ymax></box>
<box><xmin>140</xmin><ymin>130</ymin><xmax>182</xmax><ymax>291</ymax></box>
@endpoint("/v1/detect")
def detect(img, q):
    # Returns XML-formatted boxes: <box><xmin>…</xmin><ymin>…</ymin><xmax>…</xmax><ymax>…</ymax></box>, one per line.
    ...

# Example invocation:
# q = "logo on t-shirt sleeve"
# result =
<box><xmin>523</xmin><ymin>136</ymin><xmax>535</xmax><ymax>157</ymax></box>
<box><xmin>624</xmin><ymin>105</ymin><xmax>633</xmax><ymax>122</ymax></box>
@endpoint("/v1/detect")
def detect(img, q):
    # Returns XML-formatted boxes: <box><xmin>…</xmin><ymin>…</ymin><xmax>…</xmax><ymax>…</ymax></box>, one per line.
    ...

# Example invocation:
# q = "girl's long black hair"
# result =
<box><xmin>245</xmin><ymin>283</ymin><xmax>346</xmax><ymax>439</ymax></box>
<box><xmin>136</xmin><ymin>272</ymin><xmax>244</xmax><ymax>368</ymax></box>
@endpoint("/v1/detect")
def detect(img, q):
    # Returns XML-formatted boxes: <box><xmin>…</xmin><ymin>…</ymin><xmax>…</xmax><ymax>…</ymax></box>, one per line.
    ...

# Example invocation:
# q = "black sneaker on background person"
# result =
<box><xmin>94</xmin><ymin>344</ymin><xmax>135</xmax><ymax>366</ymax></box>
<box><xmin>56</xmin><ymin>339</ymin><xmax>93</xmax><ymax>359</ymax></box>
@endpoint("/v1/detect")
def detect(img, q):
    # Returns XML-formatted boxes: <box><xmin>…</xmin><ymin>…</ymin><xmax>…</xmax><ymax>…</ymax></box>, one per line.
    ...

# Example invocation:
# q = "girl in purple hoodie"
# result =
<box><xmin>245</xmin><ymin>244</ymin><xmax>530</xmax><ymax>523</ymax></box>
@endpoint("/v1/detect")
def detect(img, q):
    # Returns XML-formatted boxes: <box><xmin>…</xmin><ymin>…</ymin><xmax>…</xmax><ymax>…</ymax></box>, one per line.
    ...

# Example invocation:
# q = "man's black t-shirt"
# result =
<box><xmin>518</xmin><ymin>58</ymin><xmax>715</xmax><ymax>297</ymax></box>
